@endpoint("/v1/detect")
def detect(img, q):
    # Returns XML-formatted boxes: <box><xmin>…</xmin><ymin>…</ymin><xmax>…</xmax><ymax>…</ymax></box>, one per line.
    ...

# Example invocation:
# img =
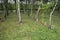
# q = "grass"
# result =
<box><xmin>0</xmin><ymin>11</ymin><xmax>60</xmax><ymax>40</ymax></box>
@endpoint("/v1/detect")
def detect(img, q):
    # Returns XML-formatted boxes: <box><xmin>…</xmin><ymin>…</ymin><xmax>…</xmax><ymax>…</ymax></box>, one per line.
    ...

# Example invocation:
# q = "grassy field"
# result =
<box><xmin>0</xmin><ymin>11</ymin><xmax>60</xmax><ymax>40</ymax></box>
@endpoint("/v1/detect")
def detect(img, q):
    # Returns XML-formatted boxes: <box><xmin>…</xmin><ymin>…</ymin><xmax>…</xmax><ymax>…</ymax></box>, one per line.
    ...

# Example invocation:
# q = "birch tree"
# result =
<box><xmin>49</xmin><ymin>0</ymin><xmax>58</xmax><ymax>29</ymax></box>
<box><xmin>35</xmin><ymin>0</ymin><xmax>42</xmax><ymax>22</ymax></box>
<box><xmin>16</xmin><ymin>0</ymin><xmax>22</xmax><ymax>23</ymax></box>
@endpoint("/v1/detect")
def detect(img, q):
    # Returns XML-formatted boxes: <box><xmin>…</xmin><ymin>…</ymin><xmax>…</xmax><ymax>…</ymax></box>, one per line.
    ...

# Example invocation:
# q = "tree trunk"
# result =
<box><xmin>16</xmin><ymin>0</ymin><xmax>22</xmax><ymax>23</ymax></box>
<box><xmin>3</xmin><ymin>0</ymin><xmax>8</xmax><ymax>19</ymax></box>
<box><xmin>49</xmin><ymin>0</ymin><xmax>58</xmax><ymax>26</ymax></box>
<box><xmin>35</xmin><ymin>6</ymin><xmax>40</xmax><ymax>22</ymax></box>
<box><xmin>30</xmin><ymin>0</ymin><xmax>33</xmax><ymax>16</ymax></box>
<box><xmin>35</xmin><ymin>0</ymin><xmax>43</xmax><ymax>22</ymax></box>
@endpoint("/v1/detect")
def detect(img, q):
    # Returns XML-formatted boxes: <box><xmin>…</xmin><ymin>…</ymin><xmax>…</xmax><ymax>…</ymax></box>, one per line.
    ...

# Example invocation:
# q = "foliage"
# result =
<box><xmin>8</xmin><ymin>3</ymin><xmax>16</xmax><ymax>10</ymax></box>
<box><xmin>0</xmin><ymin>3</ymin><xmax>16</xmax><ymax>10</ymax></box>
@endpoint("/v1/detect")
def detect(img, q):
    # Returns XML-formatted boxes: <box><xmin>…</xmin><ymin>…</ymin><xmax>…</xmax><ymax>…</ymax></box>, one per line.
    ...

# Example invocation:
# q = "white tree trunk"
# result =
<box><xmin>35</xmin><ymin>6</ymin><xmax>40</xmax><ymax>22</ymax></box>
<box><xmin>49</xmin><ymin>0</ymin><xmax>58</xmax><ymax>25</ymax></box>
<box><xmin>16</xmin><ymin>0</ymin><xmax>22</xmax><ymax>23</ymax></box>
<box><xmin>35</xmin><ymin>0</ymin><xmax>43</xmax><ymax>22</ymax></box>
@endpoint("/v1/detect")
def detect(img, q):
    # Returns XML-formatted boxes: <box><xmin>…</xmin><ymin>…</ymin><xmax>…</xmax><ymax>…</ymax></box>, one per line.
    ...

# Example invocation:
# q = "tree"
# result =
<box><xmin>35</xmin><ymin>0</ymin><xmax>42</xmax><ymax>22</ymax></box>
<box><xmin>30</xmin><ymin>0</ymin><xmax>33</xmax><ymax>16</ymax></box>
<box><xmin>3</xmin><ymin>0</ymin><xmax>8</xmax><ymax>20</ymax></box>
<box><xmin>16</xmin><ymin>0</ymin><xmax>22</xmax><ymax>23</ymax></box>
<box><xmin>49</xmin><ymin>0</ymin><xmax>58</xmax><ymax>29</ymax></box>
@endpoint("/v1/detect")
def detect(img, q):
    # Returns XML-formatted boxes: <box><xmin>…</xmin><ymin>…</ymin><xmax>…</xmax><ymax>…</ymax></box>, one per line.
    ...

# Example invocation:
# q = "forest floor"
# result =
<box><xmin>0</xmin><ymin>11</ymin><xmax>60</xmax><ymax>40</ymax></box>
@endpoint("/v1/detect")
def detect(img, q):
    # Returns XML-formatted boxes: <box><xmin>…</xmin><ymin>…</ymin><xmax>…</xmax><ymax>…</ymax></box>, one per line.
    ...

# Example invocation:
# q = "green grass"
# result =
<box><xmin>0</xmin><ymin>11</ymin><xmax>60</xmax><ymax>40</ymax></box>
